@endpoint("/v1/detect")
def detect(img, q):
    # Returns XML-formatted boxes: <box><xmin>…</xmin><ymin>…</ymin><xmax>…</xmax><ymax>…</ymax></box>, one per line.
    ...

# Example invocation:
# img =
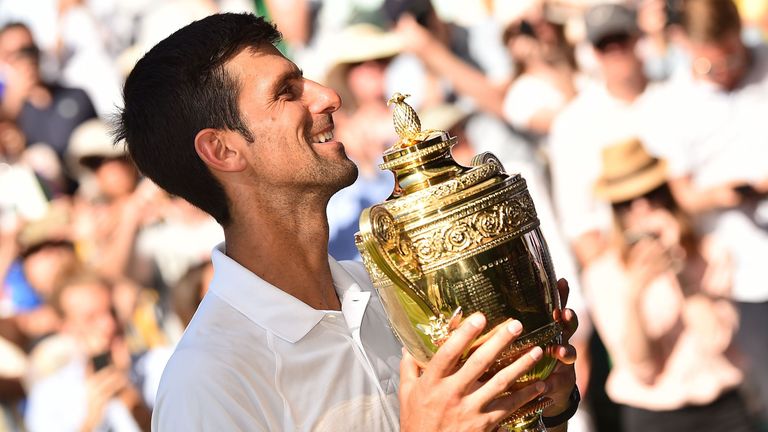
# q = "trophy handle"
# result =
<box><xmin>358</xmin><ymin>206</ymin><xmax>439</xmax><ymax>317</ymax></box>
<box><xmin>470</xmin><ymin>151</ymin><xmax>506</xmax><ymax>173</ymax></box>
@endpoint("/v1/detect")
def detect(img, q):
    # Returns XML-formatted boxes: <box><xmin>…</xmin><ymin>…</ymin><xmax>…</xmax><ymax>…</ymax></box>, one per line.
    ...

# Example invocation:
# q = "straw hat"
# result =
<box><xmin>323</xmin><ymin>23</ymin><xmax>404</xmax><ymax>112</ymax></box>
<box><xmin>418</xmin><ymin>104</ymin><xmax>470</xmax><ymax>132</ymax></box>
<box><xmin>66</xmin><ymin>119</ymin><xmax>126</xmax><ymax>173</ymax></box>
<box><xmin>594</xmin><ymin>138</ymin><xmax>668</xmax><ymax>203</ymax></box>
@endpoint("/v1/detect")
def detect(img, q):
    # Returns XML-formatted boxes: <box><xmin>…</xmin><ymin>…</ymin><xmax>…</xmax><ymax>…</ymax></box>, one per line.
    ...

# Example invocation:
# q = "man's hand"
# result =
<box><xmin>542</xmin><ymin>279</ymin><xmax>579</xmax><ymax>425</ymax></box>
<box><xmin>82</xmin><ymin>366</ymin><xmax>129</xmax><ymax>431</ymax></box>
<box><xmin>399</xmin><ymin>313</ymin><xmax>547</xmax><ymax>432</ymax></box>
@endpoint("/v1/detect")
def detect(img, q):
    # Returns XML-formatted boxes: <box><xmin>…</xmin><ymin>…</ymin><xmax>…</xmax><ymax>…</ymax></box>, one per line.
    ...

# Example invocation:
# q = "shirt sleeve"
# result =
<box><xmin>502</xmin><ymin>76</ymin><xmax>566</xmax><ymax>131</ymax></box>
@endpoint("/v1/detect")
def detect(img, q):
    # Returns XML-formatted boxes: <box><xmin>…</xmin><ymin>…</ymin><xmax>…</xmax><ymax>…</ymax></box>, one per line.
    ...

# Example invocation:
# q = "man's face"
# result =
<box><xmin>0</xmin><ymin>26</ymin><xmax>40</xmax><ymax>82</ymax></box>
<box><xmin>594</xmin><ymin>33</ymin><xmax>643</xmax><ymax>83</ymax></box>
<box><xmin>224</xmin><ymin>45</ymin><xmax>357</xmax><ymax>196</ymax></box>
<box><xmin>94</xmin><ymin>157</ymin><xmax>139</xmax><ymax>200</ymax></box>
<box><xmin>689</xmin><ymin>31</ymin><xmax>748</xmax><ymax>90</ymax></box>
<box><xmin>60</xmin><ymin>282</ymin><xmax>117</xmax><ymax>355</ymax></box>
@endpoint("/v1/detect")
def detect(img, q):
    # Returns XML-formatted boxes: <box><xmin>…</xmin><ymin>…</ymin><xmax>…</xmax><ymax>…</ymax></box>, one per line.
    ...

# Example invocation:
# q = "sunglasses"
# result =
<box><xmin>594</xmin><ymin>33</ymin><xmax>633</xmax><ymax>53</ymax></box>
<box><xmin>612</xmin><ymin>184</ymin><xmax>670</xmax><ymax>214</ymax></box>
<box><xmin>9</xmin><ymin>44</ymin><xmax>40</xmax><ymax>61</ymax></box>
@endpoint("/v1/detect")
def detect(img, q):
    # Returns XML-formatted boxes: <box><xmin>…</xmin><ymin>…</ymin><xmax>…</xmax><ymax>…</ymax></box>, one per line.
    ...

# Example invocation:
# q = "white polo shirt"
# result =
<box><xmin>549</xmin><ymin>81</ymin><xmax>663</xmax><ymax>241</ymax></box>
<box><xmin>643</xmin><ymin>44</ymin><xmax>768</xmax><ymax>303</ymax></box>
<box><xmin>152</xmin><ymin>245</ymin><xmax>402</xmax><ymax>431</ymax></box>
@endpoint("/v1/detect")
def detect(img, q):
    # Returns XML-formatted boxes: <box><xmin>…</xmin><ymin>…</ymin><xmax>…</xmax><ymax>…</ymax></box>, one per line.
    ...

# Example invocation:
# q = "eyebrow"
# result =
<box><xmin>271</xmin><ymin>66</ymin><xmax>304</xmax><ymax>93</ymax></box>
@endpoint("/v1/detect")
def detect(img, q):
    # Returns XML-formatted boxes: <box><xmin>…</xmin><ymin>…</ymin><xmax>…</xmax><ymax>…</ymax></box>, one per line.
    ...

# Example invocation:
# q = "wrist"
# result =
<box><xmin>542</xmin><ymin>386</ymin><xmax>580</xmax><ymax>428</ymax></box>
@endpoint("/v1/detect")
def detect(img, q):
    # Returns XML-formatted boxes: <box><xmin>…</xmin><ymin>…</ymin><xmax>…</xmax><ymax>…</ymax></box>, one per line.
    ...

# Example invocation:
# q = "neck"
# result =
<box><xmin>606</xmin><ymin>73</ymin><xmax>647</xmax><ymax>103</ymax></box>
<box><xmin>224</xmin><ymin>191</ymin><xmax>341</xmax><ymax>311</ymax></box>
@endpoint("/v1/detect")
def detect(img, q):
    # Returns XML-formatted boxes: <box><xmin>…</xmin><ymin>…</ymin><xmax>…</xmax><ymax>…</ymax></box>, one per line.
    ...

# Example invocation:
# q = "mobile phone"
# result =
<box><xmin>91</xmin><ymin>351</ymin><xmax>112</xmax><ymax>372</ymax></box>
<box><xmin>624</xmin><ymin>231</ymin><xmax>659</xmax><ymax>247</ymax></box>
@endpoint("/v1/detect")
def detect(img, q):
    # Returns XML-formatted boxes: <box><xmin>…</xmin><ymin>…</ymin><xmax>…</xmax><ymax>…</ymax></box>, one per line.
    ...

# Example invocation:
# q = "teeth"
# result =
<box><xmin>312</xmin><ymin>131</ymin><xmax>334</xmax><ymax>143</ymax></box>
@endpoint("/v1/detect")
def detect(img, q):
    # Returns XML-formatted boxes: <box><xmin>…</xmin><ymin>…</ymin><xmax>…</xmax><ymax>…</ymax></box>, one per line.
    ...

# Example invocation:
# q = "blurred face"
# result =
<box><xmin>23</xmin><ymin>243</ymin><xmax>77</xmax><ymax>298</ymax></box>
<box><xmin>594</xmin><ymin>34</ymin><xmax>643</xmax><ymax>83</ymax></box>
<box><xmin>0</xmin><ymin>26</ymin><xmax>40</xmax><ymax>82</ymax></box>
<box><xmin>689</xmin><ymin>31</ymin><xmax>748</xmax><ymax>90</ymax></box>
<box><xmin>346</xmin><ymin>59</ymin><xmax>389</xmax><ymax>104</ymax></box>
<box><xmin>94</xmin><ymin>157</ymin><xmax>138</xmax><ymax>200</ymax></box>
<box><xmin>0</xmin><ymin>121</ymin><xmax>25</xmax><ymax>160</ymax></box>
<box><xmin>223</xmin><ymin>45</ymin><xmax>356</xmax><ymax>195</ymax></box>
<box><xmin>60</xmin><ymin>282</ymin><xmax>117</xmax><ymax>355</ymax></box>
<box><xmin>614</xmin><ymin>189</ymin><xmax>681</xmax><ymax>249</ymax></box>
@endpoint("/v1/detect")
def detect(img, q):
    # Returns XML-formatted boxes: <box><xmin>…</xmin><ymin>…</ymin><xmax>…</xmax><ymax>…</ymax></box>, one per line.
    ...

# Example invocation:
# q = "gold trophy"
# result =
<box><xmin>355</xmin><ymin>94</ymin><xmax>562</xmax><ymax>432</ymax></box>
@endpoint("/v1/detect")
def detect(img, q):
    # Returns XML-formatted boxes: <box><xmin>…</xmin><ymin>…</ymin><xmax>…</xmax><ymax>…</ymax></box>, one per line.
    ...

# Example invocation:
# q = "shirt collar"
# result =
<box><xmin>208</xmin><ymin>243</ymin><xmax>366</xmax><ymax>343</ymax></box>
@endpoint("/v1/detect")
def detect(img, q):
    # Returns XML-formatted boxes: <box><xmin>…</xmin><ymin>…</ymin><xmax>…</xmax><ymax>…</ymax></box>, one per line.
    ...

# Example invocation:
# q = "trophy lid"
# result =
<box><xmin>381</xmin><ymin>93</ymin><xmax>464</xmax><ymax>195</ymax></box>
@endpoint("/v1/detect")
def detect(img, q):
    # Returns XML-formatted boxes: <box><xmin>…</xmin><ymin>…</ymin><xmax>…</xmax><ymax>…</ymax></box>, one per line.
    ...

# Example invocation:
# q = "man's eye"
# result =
<box><xmin>279</xmin><ymin>85</ymin><xmax>298</xmax><ymax>100</ymax></box>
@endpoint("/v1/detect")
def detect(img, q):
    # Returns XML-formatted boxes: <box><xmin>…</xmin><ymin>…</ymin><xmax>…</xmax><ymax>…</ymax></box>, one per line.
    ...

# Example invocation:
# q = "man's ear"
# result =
<box><xmin>194</xmin><ymin>129</ymin><xmax>246</xmax><ymax>172</ymax></box>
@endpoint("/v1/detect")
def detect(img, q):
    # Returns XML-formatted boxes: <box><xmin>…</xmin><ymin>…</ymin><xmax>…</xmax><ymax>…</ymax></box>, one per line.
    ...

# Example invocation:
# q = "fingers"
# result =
<box><xmin>550</xmin><ymin>343</ymin><xmax>577</xmax><ymax>365</ymax></box>
<box><xmin>425</xmin><ymin>313</ymin><xmax>486</xmax><ymax>379</ymax></box>
<box><xmin>551</xmin><ymin>308</ymin><xmax>579</xmax><ymax>364</ymax></box>
<box><xmin>544</xmin><ymin>363</ymin><xmax>576</xmax><ymax>393</ymax></box>
<box><xmin>454</xmin><ymin>319</ymin><xmax>523</xmax><ymax>384</ymax></box>
<box><xmin>89</xmin><ymin>367</ymin><xmax>128</xmax><ymax>400</ymax></box>
<box><xmin>482</xmin><ymin>380</ymin><xmax>547</xmax><ymax>424</ymax></box>
<box><xmin>399</xmin><ymin>348</ymin><xmax>420</xmax><ymax>401</ymax></box>
<box><xmin>561</xmin><ymin>308</ymin><xmax>579</xmax><ymax>340</ymax></box>
<box><xmin>556</xmin><ymin>278</ymin><xmax>569</xmax><ymax>308</ymax></box>
<box><xmin>467</xmin><ymin>346</ymin><xmax>544</xmax><ymax>409</ymax></box>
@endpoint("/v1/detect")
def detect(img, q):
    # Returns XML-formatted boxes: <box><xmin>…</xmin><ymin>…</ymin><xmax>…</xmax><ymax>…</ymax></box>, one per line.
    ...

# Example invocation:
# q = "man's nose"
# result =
<box><xmin>305</xmin><ymin>80</ymin><xmax>342</xmax><ymax>114</ymax></box>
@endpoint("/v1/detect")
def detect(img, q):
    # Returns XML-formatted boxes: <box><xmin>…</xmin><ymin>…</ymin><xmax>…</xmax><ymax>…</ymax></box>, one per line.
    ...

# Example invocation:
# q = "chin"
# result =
<box><xmin>336</xmin><ymin>160</ymin><xmax>359</xmax><ymax>188</ymax></box>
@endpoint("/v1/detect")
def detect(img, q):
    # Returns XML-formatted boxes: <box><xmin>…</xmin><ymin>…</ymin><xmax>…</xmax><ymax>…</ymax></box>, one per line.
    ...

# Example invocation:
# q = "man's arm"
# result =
<box><xmin>669</xmin><ymin>175</ymin><xmax>742</xmax><ymax>214</ymax></box>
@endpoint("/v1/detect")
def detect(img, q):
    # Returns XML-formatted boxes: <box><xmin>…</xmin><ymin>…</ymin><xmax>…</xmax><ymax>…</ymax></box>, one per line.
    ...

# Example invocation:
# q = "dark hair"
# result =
<box><xmin>114</xmin><ymin>13</ymin><xmax>282</xmax><ymax>225</ymax></box>
<box><xmin>0</xmin><ymin>21</ymin><xmax>32</xmax><ymax>36</ymax></box>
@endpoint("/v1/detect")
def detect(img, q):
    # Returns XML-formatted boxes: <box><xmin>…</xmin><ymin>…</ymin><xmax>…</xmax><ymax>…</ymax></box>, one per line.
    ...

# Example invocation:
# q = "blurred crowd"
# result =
<box><xmin>0</xmin><ymin>0</ymin><xmax>767</xmax><ymax>431</ymax></box>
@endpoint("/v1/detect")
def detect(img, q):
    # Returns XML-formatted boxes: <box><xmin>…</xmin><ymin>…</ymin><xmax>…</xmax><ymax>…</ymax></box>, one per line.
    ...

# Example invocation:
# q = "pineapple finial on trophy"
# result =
<box><xmin>387</xmin><ymin>92</ymin><xmax>421</xmax><ymax>146</ymax></box>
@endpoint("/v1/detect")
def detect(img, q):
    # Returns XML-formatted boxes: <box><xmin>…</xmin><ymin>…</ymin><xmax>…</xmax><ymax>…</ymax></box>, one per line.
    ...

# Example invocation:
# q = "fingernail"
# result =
<box><xmin>536</xmin><ymin>381</ymin><xmax>547</xmax><ymax>393</ymax></box>
<box><xmin>529</xmin><ymin>346</ymin><xmax>543</xmax><ymax>361</ymax></box>
<box><xmin>469</xmin><ymin>313</ymin><xmax>485</xmax><ymax>328</ymax></box>
<box><xmin>507</xmin><ymin>320</ymin><xmax>522</xmax><ymax>334</ymax></box>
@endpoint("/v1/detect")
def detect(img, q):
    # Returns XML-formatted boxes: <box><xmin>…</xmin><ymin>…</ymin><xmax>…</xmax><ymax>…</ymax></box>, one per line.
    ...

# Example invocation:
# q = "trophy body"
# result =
<box><xmin>355</xmin><ymin>97</ymin><xmax>562</xmax><ymax>431</ymax></box>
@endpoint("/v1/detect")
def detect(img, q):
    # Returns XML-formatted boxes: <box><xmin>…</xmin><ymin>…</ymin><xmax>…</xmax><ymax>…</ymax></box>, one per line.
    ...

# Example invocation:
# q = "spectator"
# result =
<box><xmin>2</xmin><ymin>210</ymin><xmax>78</xmax><ymax>342</ymax></box>
<box><xmin>25</xmin><ymin>272</ymin><xmax>151</xmax><ymax>432</ymax></box>
<box><xmin>67</xmin><ymin>120</ymin><xmax>166</xmax><ymax>282</ymax></box>
<box><xmin>323</xmin><ymin>23</ymin><xmax>400</xmax><ymax>260</ymax></box>
<box><xmin>643</xmin><ymin>0</ymin><xmax>768</xmax><ymax>423</ymax></box>
<box><xmin>549</xmin><ymin>2</ymin><xmax>662</xmax><ymax>266</ymax></box>
<box><xmin>0</xmin><ymin>120</ymin><xmax>50</xmax><ymax>222</ymax></box>
<box><xmin>0</xmin><ymin>22</ymin><xmax>96</xmax><ymax>160</ymax></box>
<box><xmin>584</xmin><ymin>138</ymin><xmax>755</xmax><ymax>432</ymax></box>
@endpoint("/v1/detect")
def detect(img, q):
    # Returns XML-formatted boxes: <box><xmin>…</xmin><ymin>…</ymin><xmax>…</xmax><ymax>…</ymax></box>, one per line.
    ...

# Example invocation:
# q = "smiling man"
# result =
<box><xmin>116</xmin><ymin>13</ymin><xmax>577</xmax><ymax>431</ymax></box>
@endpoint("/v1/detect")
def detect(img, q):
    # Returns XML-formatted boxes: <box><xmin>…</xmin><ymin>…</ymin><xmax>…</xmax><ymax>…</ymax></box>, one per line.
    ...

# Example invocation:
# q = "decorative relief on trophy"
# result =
<box><xmin>355</xmin><ymin>94</ymin><xmax>563</xmax><ymax>432</ymax></box>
